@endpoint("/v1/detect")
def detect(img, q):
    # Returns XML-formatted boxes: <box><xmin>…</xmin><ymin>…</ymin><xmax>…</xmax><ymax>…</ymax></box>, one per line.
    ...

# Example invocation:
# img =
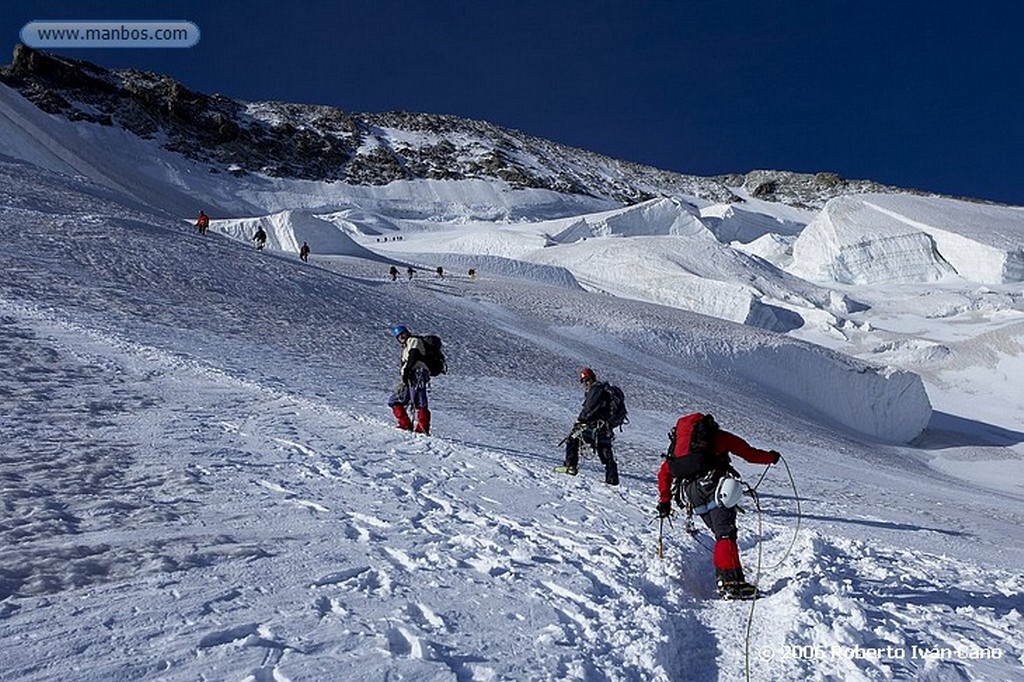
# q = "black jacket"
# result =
<box><xmin>577</xmin><ymin>382</ymin><xmax>610</xmax><ymax>423</ymax></box>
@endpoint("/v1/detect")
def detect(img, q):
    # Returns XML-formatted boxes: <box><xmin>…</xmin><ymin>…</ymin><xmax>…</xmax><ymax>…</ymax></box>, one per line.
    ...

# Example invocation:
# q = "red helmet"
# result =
<box><xmin>579</xmin><ymin>367</ymin><xmax>596</xmax><ymax>384</ymax></box>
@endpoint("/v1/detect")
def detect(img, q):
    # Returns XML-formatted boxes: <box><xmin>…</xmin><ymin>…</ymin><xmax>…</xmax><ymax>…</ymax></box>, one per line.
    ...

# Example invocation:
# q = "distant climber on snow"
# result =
<box><xmin>195</xmin><ymin>210</ymin><xmax>209</xmax><ymax>235</ymax></box>
<box><xmin>253</xmin><ymin>226</ymin><xmax>267</xmax><ymax>251</ymax></box>
<box><xmin>406</xmin><ymin>266</ymin><xmax>415</xmax><ymax>280</ymax></box>
<box><xmin>558</xmin><ymin>367</ymin><xmax>624</xmax><ymax>486</ymax></box>
<box><xmin>436</xmin><ymin>266</ymin><xmax>444</xmax><ymax>279</ymax></box>
<box><xmin>655</xmin><ymin>412</ymin><xmax>780</xmax><ymax>600</ymax></box>
<box><xmin>389</xmin><ymin>265</ymin><xmax>399</xmax><ymax>281</ymax></box>
<box><xmin>299</xmin><ymin>241</ymin><xmax>310</xmax><ymax>262</ymax></box>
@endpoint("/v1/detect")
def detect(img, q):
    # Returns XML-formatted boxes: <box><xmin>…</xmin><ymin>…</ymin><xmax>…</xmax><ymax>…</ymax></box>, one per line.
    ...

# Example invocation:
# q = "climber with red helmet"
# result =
<box><xmin>386</xmin><ymin>324</ymin><xmax>432</xmax><ymax>434</ymax></box>
<box><xmin>559</xmin><ymin>367</ymin><xmax>620</xmax><ymax>485</ymax></box>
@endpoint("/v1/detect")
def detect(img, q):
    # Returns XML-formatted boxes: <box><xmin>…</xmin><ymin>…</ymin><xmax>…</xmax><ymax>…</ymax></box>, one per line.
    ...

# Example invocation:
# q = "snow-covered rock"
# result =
<box><xmin>790</xmin><ymin>194</ymin><xmax>1024</xmax><ymax>285</ymax></box>
<box><xmin>864</xmin><ymin>194</ymin><xmax>1024</xmax><ymax>283</ymax></box>
<box><xmin>716</xmin><ymin>332</ymin><xmax>932</xmax><ymax>443</ymax></box>
<box><xmin>700</xmin><ymin>202</ymin><xmax>805</xmax><ymax>243</ymax></box>
<box><xmin>211</xmin><ymin>210</ymin><xmax>385</xmax><ymax>258</ymax></box>
<box><xmin>550</xmin><ymin>197</ymin><xmax>705</xmax><ymax>241</ymax></box>
<box><xmin>789</xmin><ymin>195</ymin><xmax>955</xmax><ymax>284</ymax></box>
<box><xmin>527</xmin><ymin>233</ymin><xmax>847</xmax><ymax>334</ymax></box>
<box><xmin>0</xmin><ymin>45</ymin><xmax>742</xmax><ymax>205</ymax></box>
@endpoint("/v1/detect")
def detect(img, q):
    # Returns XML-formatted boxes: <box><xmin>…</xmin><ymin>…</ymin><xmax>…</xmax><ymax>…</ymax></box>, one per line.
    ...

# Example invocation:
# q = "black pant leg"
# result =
<box><xmin>703</xmin><ymin>505</ymin><xmax>738</xmax><ymax>540</ymax></box>
<box><xmin>598</xmin><ymin>445</ymin><xmax>619</xmax><ymax>484</ymax></box>
<box><xmin>564</xmin><ymin>438</ymin><xmax>580</xmax><ymax>468</ymax></box>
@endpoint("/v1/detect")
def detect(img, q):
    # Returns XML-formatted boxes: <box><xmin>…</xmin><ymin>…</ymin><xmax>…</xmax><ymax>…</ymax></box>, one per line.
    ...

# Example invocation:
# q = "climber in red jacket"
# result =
<box><xmin>656</xmin><ymin>413</ymin><xmax>780</xmax><ymax>599</ymax></box>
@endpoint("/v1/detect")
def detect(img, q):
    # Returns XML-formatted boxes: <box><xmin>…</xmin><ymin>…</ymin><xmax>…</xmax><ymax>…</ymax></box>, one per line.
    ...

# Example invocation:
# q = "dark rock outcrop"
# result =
<box><xmin>1</xmin><ymin>45</ymin><xmax>947</xmax><ymax>208</ymax></box>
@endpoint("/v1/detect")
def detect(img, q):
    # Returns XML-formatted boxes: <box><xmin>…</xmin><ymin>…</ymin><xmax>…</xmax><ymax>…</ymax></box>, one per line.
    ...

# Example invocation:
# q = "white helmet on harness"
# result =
<box><xmin>715</xmin><ymin>476</ymin><xmax>744</xmax><ymax>509</ymax></box>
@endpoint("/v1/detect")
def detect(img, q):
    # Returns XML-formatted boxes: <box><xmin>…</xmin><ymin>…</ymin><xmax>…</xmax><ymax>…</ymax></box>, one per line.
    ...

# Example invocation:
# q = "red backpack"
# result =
<box><xmin>666</xmin><ymin>413</ymin><xmax>719</xmax><ymax>479</ymax></box>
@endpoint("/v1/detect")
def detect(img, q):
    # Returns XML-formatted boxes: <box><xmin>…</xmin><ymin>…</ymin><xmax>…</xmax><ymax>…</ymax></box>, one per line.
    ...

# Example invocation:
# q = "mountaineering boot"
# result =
<box><xmin>716</xmin><ymin>568</ymin><xmax>758</xmax><ymax>600</ymax></box>
<box><xmin>553</xmin><ymin>465</ymin><xmax>578</xmax><ymax>476</ymax></box>
<box><xmin>414</xmin><ymin>408</ymin><xmax>431</xmax><ymax>435</ymax></box>
<box><xmin>604</xmin><ymin>459</ymin><xmax>619</xmax><ymax>486</ymax></box>
<box><xmin>392</xmin><ymin>404</ymin><xmax>413</xmax><ymax>431</ymax></box>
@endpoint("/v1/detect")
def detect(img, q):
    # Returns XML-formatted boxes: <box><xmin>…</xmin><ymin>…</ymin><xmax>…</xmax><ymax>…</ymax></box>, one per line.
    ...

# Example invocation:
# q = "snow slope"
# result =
<box><xmin>2</xmin><ymin>66</ymin><xmax>1024</xmax><ymax>680</ymax></box>
<box><xmin>2</xmin><ymin>147</ymin><xmax>1023</xmax><ymax>682</ymax></box>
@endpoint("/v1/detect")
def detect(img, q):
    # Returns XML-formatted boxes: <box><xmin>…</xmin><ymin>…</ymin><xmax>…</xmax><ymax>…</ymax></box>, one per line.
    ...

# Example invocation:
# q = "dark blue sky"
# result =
<box><xmin>5</xmin><ymin>1</ymin><xmax>1023</xmax><ymax>204</ymax></box>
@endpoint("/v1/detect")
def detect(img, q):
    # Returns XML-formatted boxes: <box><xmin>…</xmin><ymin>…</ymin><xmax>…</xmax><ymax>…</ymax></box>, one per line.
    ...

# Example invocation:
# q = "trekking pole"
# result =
<box><xmin>657</xmin><ymin>517</ymin><xmax>665</xmax><ymax>559</ymax></box>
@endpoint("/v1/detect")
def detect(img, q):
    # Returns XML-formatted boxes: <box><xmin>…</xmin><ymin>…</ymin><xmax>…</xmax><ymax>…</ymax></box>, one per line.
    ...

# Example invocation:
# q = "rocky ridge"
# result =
<box><xmin>2</xmin><ymin>44</ymin><xmax>929</xmax><ymax>208</ymax></box>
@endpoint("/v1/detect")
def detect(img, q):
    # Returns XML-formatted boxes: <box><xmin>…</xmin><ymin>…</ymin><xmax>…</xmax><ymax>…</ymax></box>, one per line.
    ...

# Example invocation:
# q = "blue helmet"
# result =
<box><xmin>390</xmin><ymin>324</ymin><xmax>409</xmax><ymax>338</ymax></box>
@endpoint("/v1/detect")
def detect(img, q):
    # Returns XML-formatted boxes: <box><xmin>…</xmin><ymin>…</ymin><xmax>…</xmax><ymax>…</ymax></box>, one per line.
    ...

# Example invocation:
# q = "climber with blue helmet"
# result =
<box><xmin>387</xmin><ymin>324</ymin><xmax>432</xmax><ymax>434</ymax></box>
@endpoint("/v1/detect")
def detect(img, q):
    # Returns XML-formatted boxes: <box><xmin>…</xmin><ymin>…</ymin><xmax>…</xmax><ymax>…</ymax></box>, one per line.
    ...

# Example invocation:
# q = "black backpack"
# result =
<box><xmin>666</xmin><ymin>413</ymin><xmax>719</xmax><ymax>479</ymax></box>
<box><xmin>604</xmin><ymin>384</ymin><xmax>628</xmax><ymax>429</ymax></box>
<box><xmin>417</xmin><ymin>335</ymin><xmax>447</xmax><ymax>376</ymax></box>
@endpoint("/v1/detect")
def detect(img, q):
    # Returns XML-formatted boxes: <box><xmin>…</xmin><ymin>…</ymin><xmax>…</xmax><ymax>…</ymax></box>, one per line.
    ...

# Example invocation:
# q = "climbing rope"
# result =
<box><xmin>742</xmin><ymin>454</ymin><xmax>801</xmax><ymax>681</ymax></box>
<box><xmin>751</xmin><ymin>454</ymin><xmax>802</xmax><ymax>572</ymax></box>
